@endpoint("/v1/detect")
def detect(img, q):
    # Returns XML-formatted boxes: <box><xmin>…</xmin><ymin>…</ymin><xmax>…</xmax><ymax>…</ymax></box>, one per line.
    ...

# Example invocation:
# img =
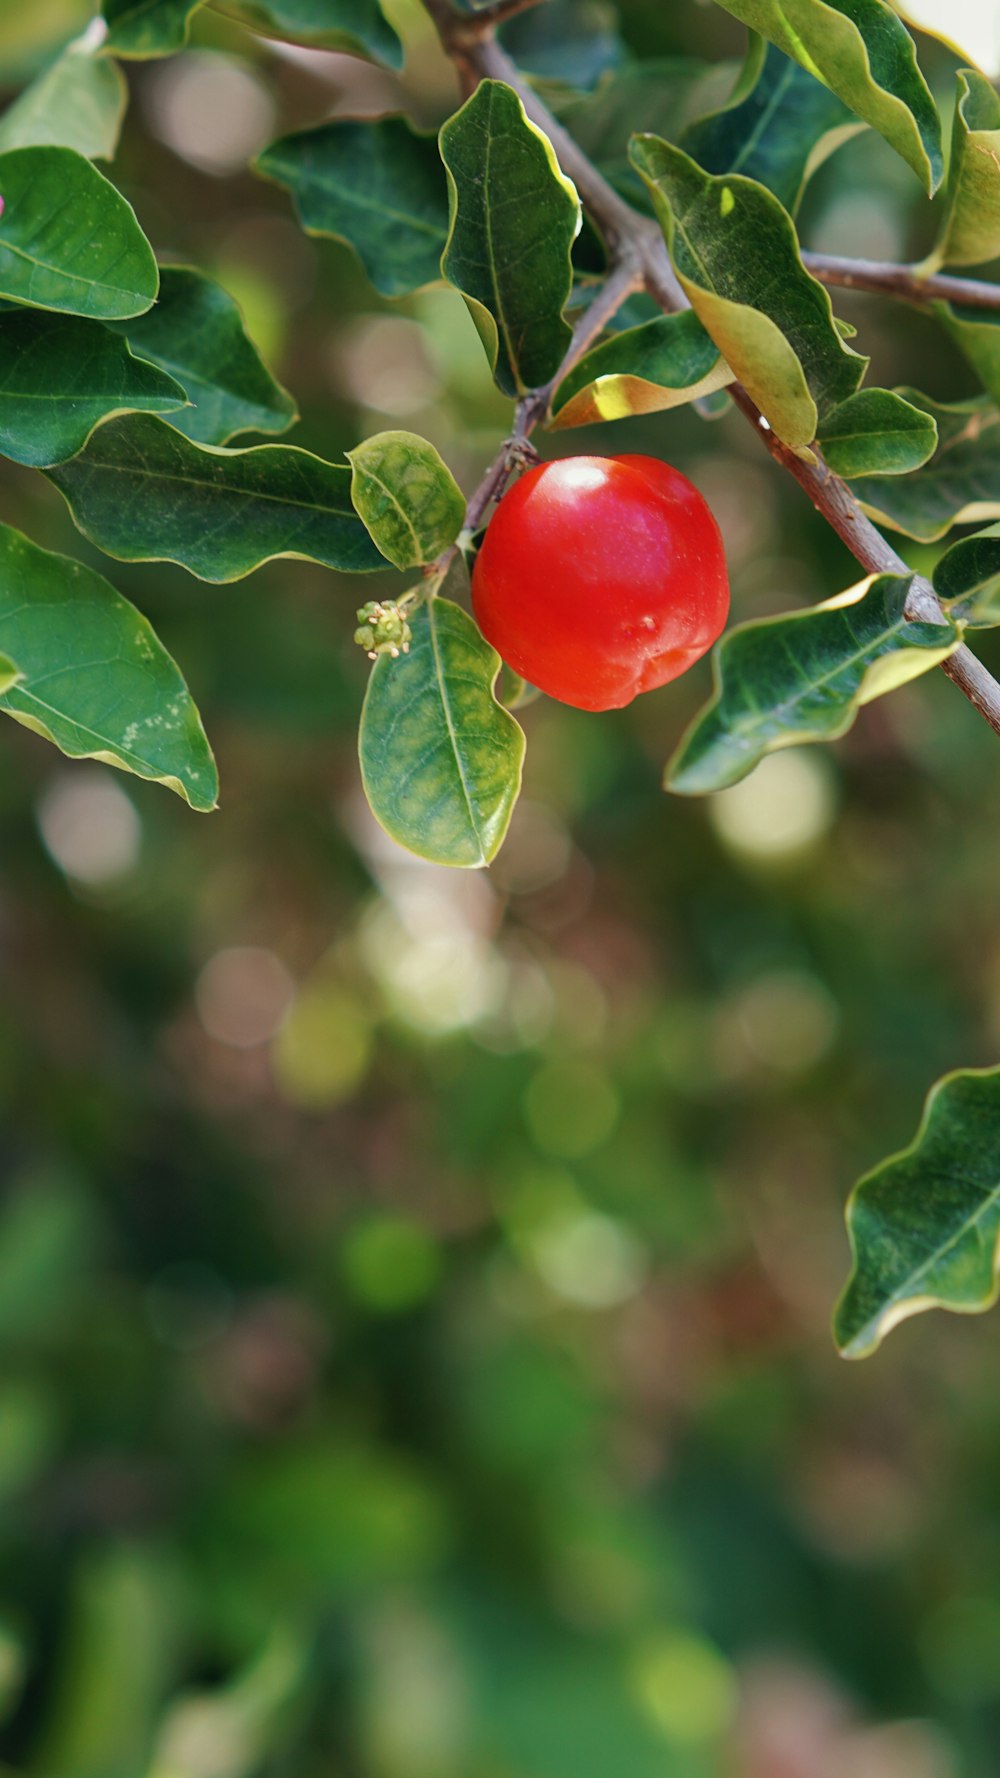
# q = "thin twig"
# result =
<box><xmin>423</xmin><ymin>6</ymin><xmax>1000</xmax><ymax>741</ymax></box>
<box><xmin>803</xmin><ymin>253</ymin><xmax>1000</xmax><ymax>314</ymax></box>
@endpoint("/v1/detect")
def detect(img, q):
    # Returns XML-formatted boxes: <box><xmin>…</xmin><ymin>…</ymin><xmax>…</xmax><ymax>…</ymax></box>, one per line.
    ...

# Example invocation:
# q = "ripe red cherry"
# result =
<box><xmin>471</xmin><ymin>454</ymin><xmax>729</xmax><ymax>712</ymax></box>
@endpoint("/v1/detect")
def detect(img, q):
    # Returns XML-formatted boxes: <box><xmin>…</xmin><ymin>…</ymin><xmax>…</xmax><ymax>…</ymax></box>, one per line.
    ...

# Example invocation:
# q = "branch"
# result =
<box><xmin>424</xmin><ymin>6</ymin><xmax>1000</xmax><ymax>742</ymax></box>
<box><xmin>803</xmin><ymin>253</ymin><xmax>1000</xmax><ymax>314</ymax></box>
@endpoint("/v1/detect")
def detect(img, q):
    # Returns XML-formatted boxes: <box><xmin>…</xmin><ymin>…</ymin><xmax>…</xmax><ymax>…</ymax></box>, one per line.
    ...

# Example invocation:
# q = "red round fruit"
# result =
<box><xmin>471</xmin><ymin>454</ymin><xmax>729</xmax><ymax>712</ymax></box>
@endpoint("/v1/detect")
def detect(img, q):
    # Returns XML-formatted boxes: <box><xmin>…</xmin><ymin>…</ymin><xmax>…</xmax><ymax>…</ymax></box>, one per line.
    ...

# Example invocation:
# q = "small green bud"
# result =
<box><xmin>354</xmin><ymin>600</ymin><xmax>413</xmax><ymax>660</ymax></box>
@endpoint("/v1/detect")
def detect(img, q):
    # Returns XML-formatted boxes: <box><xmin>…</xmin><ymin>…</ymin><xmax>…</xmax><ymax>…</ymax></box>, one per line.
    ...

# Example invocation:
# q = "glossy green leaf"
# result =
<box><xmin>851</xmin><ymin>391</ymin><xmax>1000</xmax><ymax>541</ymax></box>
<box><xmin>817</xmin><ymin>387</ymin><xmax>939</xmax><ymax>477</ymax></box>
<box><xmin>0</xmin><ymin>308</ymin><xmax>187</xmax><ymax>468</ymax></box>
<box><xmin>666</xmin><ymin>575</ymin><xmax>960</xmax><ymax>796</ymax></box>
<box><xmin>348</xmin><ymin>432</ymin><xmax>465</xmax><ymax>571</ymax></box>
<box><xmin>439</xmin><ymin>80</ymin><xmax>581</xmax><ymax>397</ymax></box>
<box><xmin>209</xmin><ymin>0</ymin><xmax>402</xmax><ymax>65</ymax></box>
<box><xmin>681</xmin><ymin>37</ymin><xmax>864</xmax><ymax>213</ymax></box>
<box><xmin>548</xmin><ymin>59</ymin><xmax>735</xmax><ymax>210</ymax></box>
<box><xmin>933</xmin><ymin>522</ymin><xmax>1000</xmax><ymax>625</ymax></box>
<box><xmin>108</xmin><ymin>266</ymin><xmax>296</xmax><ymax>445</ymax></box>
<box><xmin>101</xmin><ymin>0</ymin><xmax>205</xmax><ymax>57</ymax></box>
<box><xmin>0</xmin><ymin>31</ymin><xmax>127</xmax><ymax>159</ymax></box>
<box><xmin>929</xmin><ymin>70</ymin><xmax>1000</xmax><ymax>269</ymax></box>
<box><xmin>255</xmin><ymin>117</ymin><xmax>448</xmax><ymax>300</ymax></box>
<box><xmin>359</xmin><ymin>594</ymin><xmax>525</xmax><ymax>868</ymax></box>
<box><xmin>0</xmin><ymin>146</ymin><xmax>158</xmax><ymax>319</ymax></box>
<box><xmin>630</xmin><ymin>135</ymin><xmax>865</xmax><ymax>450</ymax></box>
<box><xmin>712</xmin><ymin>0</ymin><xmax>943</xmax><ymax>192</ymax></box>
<box><xmin>835</xmin><ymin>1067</ymin><xmax>1000</xmax><ymax>1358</ymax></box>
<box><xmin>46</xmin><ymin>415</ymin><xmax>384</xmax><ymax>583</ymax></box>
<box><xmin>0</xmin><ymin>522</ymin><xmax>216</xmax><ymax>809</ymax></box>
<box><xmin>551</xmin><ymin>310</ymin><xmax>733</xmax><ymax>429</ymax></box>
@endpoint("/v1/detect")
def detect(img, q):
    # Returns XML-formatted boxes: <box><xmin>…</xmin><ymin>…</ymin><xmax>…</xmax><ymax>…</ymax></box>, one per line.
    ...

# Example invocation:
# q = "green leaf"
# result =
<box><xmin>835</xmin><ymin>1066</ymin><xmax>1000</xmax><ymax>1359</ymax></box>
<box><xmin>0</xmin><ymin>522</ymin><xmax>216</xmax><ymax>809</ymax></box>
<box><xmin>711</xmin><ymin>0</ymin><xmax>943</xmax><ymax>193</ymax></box>
<box><xmin>209</xmin><ymin>0</ymin><xmax>402</xmax><ymax>65</ymax></box>
<box><xmin>439</xmin><ymin>80</ymin><xmax>581</xmax><ymax>397</ymax></box>
<box><xmin>933</xmin><ymin>522</ymin><xmax>1000</xmax><ymax>625</ymax></box>
<box><xmin>255</xmin><ymin>117</ymin><xmax>449</xmax><ymax>300</ymax></box>
<box><xmin>666</xmin><ymin>574</ymin><xmax>961</xmax><ymax>796</ymax></box>
<box><xmin>929</xmin><ymin>70</ymin><xmax>1000</xmax><ymax>270</ymax></box>
<box><xmin>359</xmin><ymin>594</ymin><xmax>525</xmax><ymax>868</ymax></box>
<box><xmin>551</xmin><ymin>310</ymin><xmax>733</xmax><ymax>429</ymax></box>
<box><xmin>681</xmin><ymin>37</ymin><xmax>864</xmax><ymax>214</ymax></box>
<box><xmin>547</xmin><ymin>59</ymin><xmax>736</xmax><ymax>210</ymax></box>
<box><xmin>0</xmin><ymin>146</ymin><xmax>158</xmax><ymax>319</ymax></box>
<box><xmin>850</xmin><ymin>391</ymin><xmax>1000</xmax><ymax>541</ymax></box>
<box><xmin>817</xmin><ymin>387</ymin><xmax>939</xmax><ymax>477</ymax></box>
<box><xmin>348</xmin><ymin>432</ymin><xmax>466</xmax><ymax>571</ymax></box>
<box><xmin>629</xmin><ymin>135</ymin><xmax>865</xmax><ymax>450</ymax></box>
<box><xmin>46</xmin><ymin>415</ymin><xmax>384</xmax><ymax>583</ymax></box>
<box><xmin>0</xmin><ymin>652</ymin><xmax>19</xmax><ymax>693</ymax></box>
<box><xmin>0</xmin><ymin>307</ymin><xmax>188</xmax><ymax>467</ymax></box>
<box><xmin>0</xmin><ymin>31</ymin><xmax>127</xmax><ymax>159</ymax></box>
<box><xmin>101</xmin><ymin>0</ymin><xmax>206</xmax><ymax>57</ymax></box>
<box><xmin>107</xmin><ymin>266</ymin><xmax>296</xmax><ymax>445</ymax></box>
<box><xmin>935</xmin><ymin>301</ymin><xmax>1000</xmax><ymax>409</ymax></box>
<box><xmin>498</xmin><ymin>0</ymin><xmax>622</xmax><ymax>89</ymax></box>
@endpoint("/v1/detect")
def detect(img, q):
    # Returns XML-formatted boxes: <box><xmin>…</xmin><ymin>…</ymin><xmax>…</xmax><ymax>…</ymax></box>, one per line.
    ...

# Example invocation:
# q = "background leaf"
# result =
<box><xmin>0</xmin><ymin>308</ymin><xmax>187</xmax><ymax>467</ymax></box>
<box><xmin>711</xmin><ymin>0</ymin><xmax>943</xmax><ymax>191</ymax></box>
<box><xmin>933</xmin><ymin>521</ymin><xmax>1000</xmax><ymax>624</ymax></box>
<box><xmin>680</xmin><ymin>36</ymin><xmax>864</xmax><ymax>213</ymax></box>
<box><xmin>551</xmin><ymin>310</ymin><xmax>733</xmax><ymax>428</ymax></box>
<box><xmin>348</xmin><ymin>432</ymin><xmax>466</xmax><ymax>571</ymax></box>
<box><xmin>817</xmin><ymin>387</ymin><xmax>939</xmax><ymax>477</ymax></box>
<box><xmin>835</xmin><ymin>1067</ymin><xmax>1000</xmax><ymax>1359</ymax></box>
<box><xmin>359</xmin><ymin>594</ymin><xmax>525</xmax><ymax>868</ymax></box>
<box><xmin>497</xmin><ymin>0</ymin><xmax>622</xmax><ymax>89</ymax></box>
<box><xmin>547</xmin><ymin>59</ymin><xmax>736</xmax><ymax>209</ymax></box>
<box><xmin>108</xmin><ymin>266</ymin><xmax>296</xmax><ymax>445</ymax></box>
<box><xmin>209</xmin><ymin>0</ymin><xmax>402</xmax><ymax>65</ymax></box>
<box><xmin>46</xmin><ymin>415</ymin><xmax>384</xmax><ymax>583</ymax></box>
<box><xmin>0</xmin><ymin>146</ymin><xmax>158</xmax><ymax>318</ymax></box>
<box><xmin>0</xmin><ymin>523</ymin><xmax>217</xmax><ymax>809</ymax></box>
<box><xmin>850</xmin><ymin>391</ymin><xmax>1000</xmax><ymax>540</ymax></box>
<box><xmin>0</xmin><ymin>35</ymin><xmax>127</xmax><ymax>159</ymax></box>
<box><xmin>936</xmin><ymin>301</ymin><xmax>1000</xmax><ymax>406</ymax></box>
<box><xmin>256</xmin><ymin>118</ymin><xmax>449</xmax><ymax>301</ymax></box>
<box><xmin>101</xmin><ymin>0</ymin><xmax>205</xmax><ymax>57</ymax></box>
<box><xmin>630</xmin><ymin>136</ymin><xmax>865</xmax><ymax>449</ymax></box>
<box><xmin>666</xmin><ymin>575</ymin><xmax>960</xmax><ymax>795</ymax></box>
<box><xmin>440</xmin><ymin>80</ymin><xmax>581</xmax><ymax>397</ymax></box>
<box><xmin>929</xmin><ymin>69</ymin><xmax>1000</xmax><ymax>269</ymax></box>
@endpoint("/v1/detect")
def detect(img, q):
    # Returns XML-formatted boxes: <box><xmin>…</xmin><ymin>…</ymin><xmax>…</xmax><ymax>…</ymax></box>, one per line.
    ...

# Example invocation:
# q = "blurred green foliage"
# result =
<box><xmin>2</xmin><ymin>2</ymin><xmax>1000</xmax><ymax>1775</ymax></box>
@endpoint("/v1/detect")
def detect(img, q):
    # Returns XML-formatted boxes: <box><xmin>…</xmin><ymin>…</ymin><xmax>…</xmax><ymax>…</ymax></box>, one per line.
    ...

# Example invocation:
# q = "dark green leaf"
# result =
<box><xmin>835</xmin><ymin>1066</ymin><xmax>1000</xmax><ymax>1358</ymax></box>
<box><xmin>0</xmin><ymin>308</ymin><xmax>187</xmax><ymax>467</ymax></box>
<box><xmin>0</xmin><ymin>522</ymin><xmax>217</xmax><ymax>809</ymax></box>
<box><xmin>209</xmin><ymin>0</ymin><xmax>402</xmax><ymax>66</ymax></box>
<box><xmin>255</xmin><ymin>117</ymin><xmax>448</xmax><ymax>300</ymax></box>
<box><xmin>929</xmin><ymin>69</ymin><xmax>1000</xmax><ymax>269</ymax></box>
<box><xmin>348</xmin><ymin>432</ymin><xmax>466</xmax><ymax>570</ymax></box>
<box><xmin>499</xmin><ymin>0</ymin><xmax>622</xmax><ymax>90</ymax></box>
<box><xmin>933</xmin><ymin>522</ymin><xmax>1000</xmax><ymax>625</ymax></box>
<box><xmin>551</xmin><ymin>310</ymin><xmax>732</xmax><ymax>429</ymax></box>
<box><xmin>666</xmin><ymin>574</ymin><xmax>960</xmax><ymax>796</ymax></box>
<box><xmin>0</xmin><ymin>146</ymin><xmax>158</xmax><ymax>319</ymax></box>
<box><xmin>101</xmin><ymin>0</ymin><xmax>205</xmax><ymax>57</ymax></box>
<box><xmin>46</xmin><ymin>415</ymin><xmax>384</xmax><ymax>583</ymax></box>
<box><xmin>359</xmin><ymin>594</ymin><xmax>524</xmax><ymax>868</ymax></box>
<box><xmin>680</xmin><ymin>37</ymin><xmax>864</xmax><ymax>213</ymax></box>
<box><xmin>850</xmin><ymin>391</ymin><xmax>1000</xmax><ymax>541</ymax></box>
<box><xmin>0</xmin><ymin>32</ymin><xmax>127</xmax><ymax>159</ymax></box>
<box><xmin>547</xmin><ymin>59</ymin><xmax>735</xmax><ymax>210</ymax></box>
<box><xmin>712</xmin><ymin>0</ymin><xmax>943</xmax><ymax>192</ymax></box>
<box><xmin>440</xmin><ymin>80</ymin><xmax>581</xmax><ymax>397</ymax></box>
<box><xmin>108</xmin><ymin>266</ymin><xmax>296</xmax><ymax>445</ymax></box>
<box><xmin>818</xmin><ymin>387</ymin><xmax>938</xmax><ymax>477</ymax></box>
<box><xmin>630</xmin><ymin>135</ymin><xmax>865</xmax><ymax>449</ymax></box>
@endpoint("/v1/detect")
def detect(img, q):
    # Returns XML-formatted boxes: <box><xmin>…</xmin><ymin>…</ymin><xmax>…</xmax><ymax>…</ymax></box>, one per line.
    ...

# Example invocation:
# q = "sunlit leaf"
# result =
<box><xmin>348</xmin><ymin>432</ymin><xmax>466</xmax><ymax>570</ymax></box>
<box><xmin>666</xmin><ymin>575</ymin><xmax>960</xmax><ymax>795</ymax></box>
<box><xmin>850</xmin><ymin>391</ymin><xmax>1000</xmax><ymax>541</ymax></box>
<box><xmin>255</xmin><ymin>117</ymin><xmax>448</xmax><ymax>300</ymax></box>
<box><xmin>209</xmin><ymin>0</ymin><xmax>402</xmax><ymax>65</ymax></box>
<box><xmin>359</xmin><ymin>594</ymin><xmax>525</xmax><ymax>868</ymax></box>
<box><xmin>630</xmin><ymin>135</ymin><xmax>865</xmax><ymax>450</ymax></box>
<box><xmin>440</xmin><ymin>80</ymin><xmax>581</xmax><ymax>397</ymax></box>
<box><xmin>0</xmin><ymin>307</ymin><xmax>187</xmax><ymax>467</ymax></box>
<box><xmin>929</xmin><ymin>70</ymin><xmax>1000</xmax><ymax>268</ymax></box>
<box><xmin>835</xmin><ymin>1066</ymin><xmax>1000</xmax><ymax>1358</ymax></box>
<box><xmin>101</xmin><ymin>0</ymin><xmax>205</xmax><ymax>56</ymax></box>
<box><xmin>0</xmin><ymin>522</ymin><xmax>217</xmax><ymax>809</ymax></box>
<box><xmin>0</xmin><ymin>31</ymin><xmax>127</xmax><ymax>158</ymax></box>
<box><xmin>551</xmin><ymin>310</ymin><xmax>733</xmax><ymax>428</ymax></box>
<box><xmin>46</xmin><ymin>415</ymin><xmax>384</xmax><ymax>583</ymax></box>
<box><xmin>818</xmin><ymin>387</ymin><xmax>939</xmax><ymax>477</ymax></box>
<box><xmin>0</xmin><ymin>145</ymin><xmax>157</xmax><ymax>318</ymax></box>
